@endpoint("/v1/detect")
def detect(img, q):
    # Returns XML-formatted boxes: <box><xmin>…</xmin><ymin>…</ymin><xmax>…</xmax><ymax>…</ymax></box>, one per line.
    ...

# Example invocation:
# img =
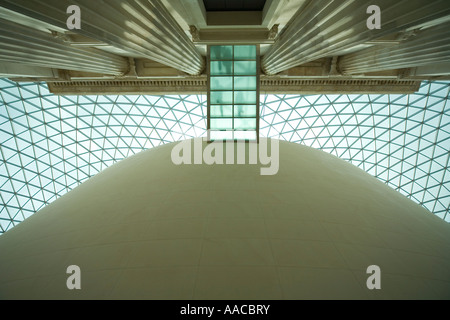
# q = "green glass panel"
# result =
<box><xmin>210</xmin><ymin>77</ymin><xmax>233</xmax><ymax>90</ymax></box>
<box><xmin>234</xmin><ymin>91</ymin><xmax>257</xmax><ymax>104</ymax></box>
<box><xmin>211</xmin><ymin>118</ymin><xmax>233</xmax><ymax>130</ymax></box>
<box><xmin>234</xmin><ymin>105</ymin><xmax>257</xmax><ymax>117</ymax></box>
<box><xmin>234</xmin><ymin>118</ymin><xmax>257</xmax><ymax>130</ymax></box>
<box><xmin>210</xmin><ymin>46</ymin><xmax>233</xmax><ymax>60</ymax></box>
<box><xmin>234</xmin><ymin>45</ymin><xmax>256</xmax><ymax>60</ymax></box>
<box><xmin>234</xmin><ymin>61</ymin><xmax>257</xmax><ymax>75</ymax></box>
<box><xmin>210</xmin><ymin>105</ymin><xmax>233</xmax><ymax>117</ymax></box>
<box><xmin>211</xmin><ymin>61</ymin><xmax>233</xmax><ymax>75</ymax></box>
<box><xmin>210</xmin><ymin>91</ymin><xmax>233</xmax><ymax>104</ymax></box>
<box><xmin>234</xmin><ymin>77</ymin><xmax>257</xmax><ymax>90</ymax></box>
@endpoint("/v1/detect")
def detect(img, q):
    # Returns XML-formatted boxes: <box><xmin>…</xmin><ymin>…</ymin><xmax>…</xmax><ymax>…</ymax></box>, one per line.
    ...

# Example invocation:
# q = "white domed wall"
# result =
<box><xmin>0</xmin><ymin>139</ymin><xmax>449</xmax><ymax>299</ymax></box>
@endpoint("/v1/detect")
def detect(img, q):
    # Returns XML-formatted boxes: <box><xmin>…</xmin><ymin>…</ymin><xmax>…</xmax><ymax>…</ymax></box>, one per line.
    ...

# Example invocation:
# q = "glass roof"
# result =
<box><xmin>209</xmin><ymin>45</ymin><xmax>259</xmax><ymax>141</ymax></box>
<box><xmin>0</xmin><ymin>78</ymin><xmax>449</xmax><ymax>233</ymax></box>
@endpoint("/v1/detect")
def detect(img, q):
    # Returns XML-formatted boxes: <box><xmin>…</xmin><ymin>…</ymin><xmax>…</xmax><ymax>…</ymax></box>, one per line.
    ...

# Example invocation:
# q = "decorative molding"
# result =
<box><xmin>268</xmin><ymin>24</ymin><xmax>279</xmax><ymax>40</ymax></box>
<box><xmin>47</xmin><ymin>78</ymin><xmax>421</xmax><ymax>95</ymax></box>
<box><xmin>50</xmin><ymin>31</ymin><xmax>71</xmax><ymax>43</ymax></box>
<box><xmin>194</xmin><ymin>28</ymin><xmax>275</xmax><ymax>44</ymax></box>
<box><xmin>48</xmin><ymin>78</ymin><xmax>207</xmax><ymax>95</ymax></box>
<box><xmin>189</xmin><ymin>25</ymin><xmax>200</xmax><ymax>42</ymax></box>
<box><xmin>123</xmin><ymin>57</ymin><xmax>138</xmax><ymax>78</ymax></box>
<box><xmin>329</xmin><ymin>56</ymin><xmax>341</xmax><ymax>76</ymax></box>
<box><xmin>260</xmin><ymin>78</ymin><xmax>421</xmax><ymax>93</ymax></box>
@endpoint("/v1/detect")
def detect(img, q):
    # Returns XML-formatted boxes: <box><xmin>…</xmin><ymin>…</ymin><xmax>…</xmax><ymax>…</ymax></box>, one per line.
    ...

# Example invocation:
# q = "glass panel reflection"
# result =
<box><xmin>210</xmin><ymin>45</ymin><xmax>233</xmax><ymax>60</ymax></box>
<box><xmin>211</xmin><ymin>105</ymin><xmax>233</xmax><ymax>117</ymax></box>
<box><xmin>234</xmin><ymin>61</ymin><xmax>257</xmax><ymax>75</ymax></box>
<box><xmin>234</xmin><ymin>45</ymin><xmax>257</xmax><ymax>60</ymax></box>
<box><xmin>210</xmin><ymin>91</ymin><xmax>233</xmax><ymax>104</ymax></box>
<box><xmin>211</xmin><ymin>77</ymin><xmax>233</xmax><ymax>90</ymax></box>
<box><xmin>235</xmin><ymin>118</ymin><xmax>257</xmax><ymax>130</ymax></box>
<box><xmin>234</xmin><ymin>105</ymin><xmax>257</xmax><ymax>117</ymax></box>
<box><xmin>234</xmin><ymin>77</ymin><xmax>257</xmax><ymax>90</ymax></box>
<box><xmin>211</xmin><ymin>61</ymin><xmax>233</xmax><ymax>75</ymax></box>
<box><xmin>234</xmin><ymin>91</ymin><xmax>257</xmax><ymax>104</ymax></box>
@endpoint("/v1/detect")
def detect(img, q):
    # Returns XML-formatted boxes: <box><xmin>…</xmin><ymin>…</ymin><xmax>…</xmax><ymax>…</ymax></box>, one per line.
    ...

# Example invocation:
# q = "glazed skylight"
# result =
<box><xmin>0</xmin><ymin>79</ymin><xmax>448</xmax><ymax>233</ymax></box>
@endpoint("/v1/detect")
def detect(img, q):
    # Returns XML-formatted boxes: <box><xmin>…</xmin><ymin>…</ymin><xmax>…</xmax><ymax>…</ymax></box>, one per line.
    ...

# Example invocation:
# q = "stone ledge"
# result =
<box><xmin>47</xmin><ymin>79</ymin><xmax>422</xmax><ymax>95</ymax></box>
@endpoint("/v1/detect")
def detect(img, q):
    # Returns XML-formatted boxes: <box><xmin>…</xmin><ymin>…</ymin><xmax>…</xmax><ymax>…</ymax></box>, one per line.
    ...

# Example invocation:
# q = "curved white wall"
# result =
<box><xmin>0</xmin><ymin>139</ymin><xmax>449</xmax><ymax>299</ymax></box>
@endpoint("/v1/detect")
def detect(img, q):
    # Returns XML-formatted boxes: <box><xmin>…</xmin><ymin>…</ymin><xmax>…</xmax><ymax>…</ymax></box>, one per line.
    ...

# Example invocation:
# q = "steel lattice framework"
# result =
<box><xmin>0</xmin><ymin>79</ymin><xmax>449</xmax><ymax>233</ymax></box>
